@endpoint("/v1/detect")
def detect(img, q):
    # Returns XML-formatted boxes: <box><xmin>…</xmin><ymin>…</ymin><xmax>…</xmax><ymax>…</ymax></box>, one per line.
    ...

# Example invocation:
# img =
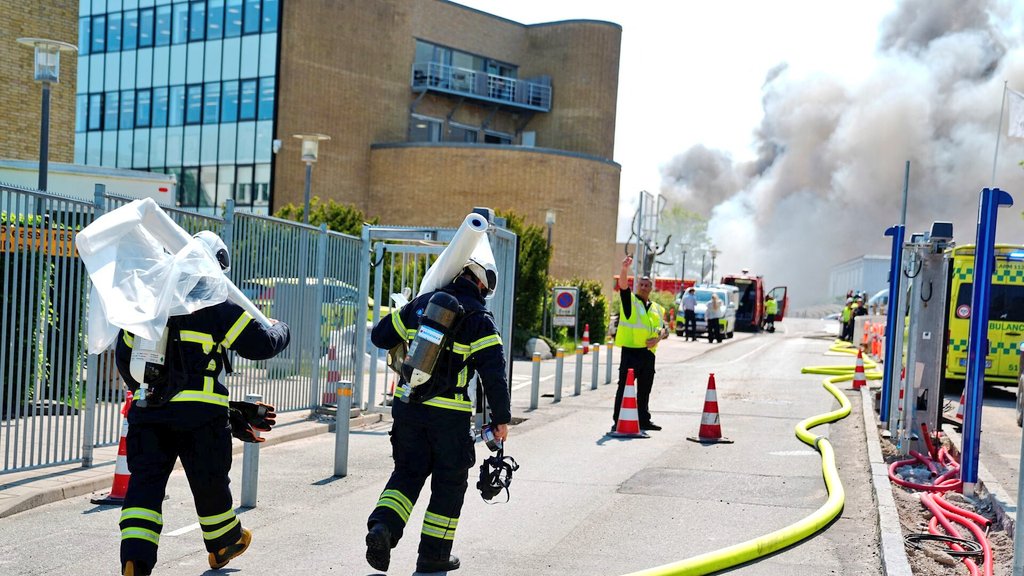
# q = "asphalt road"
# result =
<box><xmin>0</xmin><ymin>318</ymin><xmax>884</xmax><ymax>576</ymax></box>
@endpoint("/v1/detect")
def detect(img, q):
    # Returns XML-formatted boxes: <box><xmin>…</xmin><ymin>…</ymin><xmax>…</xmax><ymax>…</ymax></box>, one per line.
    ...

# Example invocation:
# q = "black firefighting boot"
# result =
<box><xmin>208</xmin><ymin>527</ymin><xmax>252</xmax><ymax>569</ymax></box>
<box><xmin>416</xmin><ymin>553</ymin><xmax>460</xmax><ymax>573</ymax></box>
<box><xmin>365</xmin><ymin>523</ymin><xmax>392</xmax><ymax>571</ymax></box>
<box><xmin>122</xmin><ymin>560</ymin><xmax>152</xmax><ymax>576</ymax></box>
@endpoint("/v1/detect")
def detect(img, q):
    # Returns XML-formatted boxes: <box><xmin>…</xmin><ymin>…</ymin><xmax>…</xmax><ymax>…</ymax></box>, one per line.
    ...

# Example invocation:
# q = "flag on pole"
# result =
<box><xmin>1008</xmin><ymin>88</ymin><xmax>1024</xmax><ymax>138</ymax></box>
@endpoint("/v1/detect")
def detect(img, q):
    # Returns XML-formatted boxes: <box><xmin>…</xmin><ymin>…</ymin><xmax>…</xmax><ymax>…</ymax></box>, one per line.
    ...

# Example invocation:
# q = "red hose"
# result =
<box><xmin>921</xmin><ymin>423</ymin><xmax>938</xmax><ymax>460</ymax></box>
<box><xmin>926</xmin><ymin>515</ymin><xmax>980</xmax><ymax>576</ymax></box>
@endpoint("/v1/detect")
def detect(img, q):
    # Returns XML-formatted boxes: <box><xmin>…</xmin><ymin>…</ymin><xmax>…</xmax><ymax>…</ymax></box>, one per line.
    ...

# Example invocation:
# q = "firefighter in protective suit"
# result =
<box><xmin>365</xmin><ymin>258</ymin><xmax>511</xmax><ymax>574</ymax></box>
<box><xmin>113</xmin><ymin>232</ymin><xmax>291</xmax><ymax>576</ymax></box>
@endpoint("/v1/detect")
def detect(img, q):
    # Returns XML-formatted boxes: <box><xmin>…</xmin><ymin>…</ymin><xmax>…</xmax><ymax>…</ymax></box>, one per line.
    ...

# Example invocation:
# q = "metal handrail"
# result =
<box><xmin>411</xmin><ymin>61</ymin><xmax>552</xmax><ymax>111</ymax></box>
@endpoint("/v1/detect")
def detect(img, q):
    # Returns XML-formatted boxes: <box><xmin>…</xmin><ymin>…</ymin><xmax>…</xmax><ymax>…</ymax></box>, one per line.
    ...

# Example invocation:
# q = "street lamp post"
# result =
<box><xmin>542</xmin><ymin>209</ymin><xmax>556</xmax><ymax>338</ymax></box>
<box><xmin>678</xmin><ymin>244</ymin><xmax>687</xmax><ymax>290</ymax></box>
<box><xmin>292</xmin><ymin>133</ymin><xmax>331</xmax><ymax>224</ymax></box>
<box><xmin>710</xmin><ymin>247</ymin><xmax>720</xmax><ymax>284</ymax></box>
<box><xmin>17</xmin><ymin>38</ymin><xmax>77</xmax><ymax>192</ymax></box>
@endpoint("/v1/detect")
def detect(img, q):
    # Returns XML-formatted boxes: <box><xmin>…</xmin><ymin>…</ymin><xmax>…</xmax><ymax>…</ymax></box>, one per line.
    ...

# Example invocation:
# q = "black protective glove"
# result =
<box><xmin>230</xmin><ymin>400</ymin><xmax>277</xmax><ymax>431</ymax></box>
<box><xmin>228</xmin><ymin>408</ymin><xmax>263</xmax><ymax>443</ymax></box>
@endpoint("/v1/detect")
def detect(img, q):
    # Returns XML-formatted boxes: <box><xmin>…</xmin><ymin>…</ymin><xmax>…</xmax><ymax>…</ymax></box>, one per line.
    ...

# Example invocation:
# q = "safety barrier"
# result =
<box><xmin>528</xmin><ymin>344</ymin><xmax>614</xmax><ymax>406</ymax></box>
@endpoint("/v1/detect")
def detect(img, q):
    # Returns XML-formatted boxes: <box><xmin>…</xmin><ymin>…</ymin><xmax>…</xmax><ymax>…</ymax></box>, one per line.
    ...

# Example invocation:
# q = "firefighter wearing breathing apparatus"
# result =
<box><xmin>113</xmin><ymin>231</ymin><xmax>291</xmax><ymax>576</ymax></box>
<box><xmin>365</xmin><ymin>257</ymin><xmax>511</xmax><ymax>574</ymax></box>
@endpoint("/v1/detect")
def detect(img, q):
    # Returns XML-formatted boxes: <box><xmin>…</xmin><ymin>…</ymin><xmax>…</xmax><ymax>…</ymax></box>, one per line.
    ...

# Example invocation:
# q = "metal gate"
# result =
<box><xmin>355</xmin><ymin>211</ymin><xmax>517</xmax><ymax>426</ymax></box>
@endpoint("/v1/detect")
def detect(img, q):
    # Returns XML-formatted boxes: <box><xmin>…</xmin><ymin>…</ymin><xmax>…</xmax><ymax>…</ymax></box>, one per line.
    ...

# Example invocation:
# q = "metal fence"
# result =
<box><xmin>0</xmin><ymin>182</ymin><xmax>515</xmax><ymax>475</ymax></box>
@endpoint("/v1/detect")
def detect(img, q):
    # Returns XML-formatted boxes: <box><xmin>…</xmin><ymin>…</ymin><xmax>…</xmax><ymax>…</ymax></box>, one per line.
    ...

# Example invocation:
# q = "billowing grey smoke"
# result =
<box><xmin>661</xmin><ymin>0</ymin><xmax>1024</xmax><ymax>307</ymax></box>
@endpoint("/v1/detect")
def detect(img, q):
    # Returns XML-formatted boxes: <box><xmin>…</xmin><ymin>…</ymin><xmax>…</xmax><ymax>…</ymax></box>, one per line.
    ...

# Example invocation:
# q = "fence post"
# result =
<box><xmin>530</xmin><ymin>352</ymin><xmax>540</xmax><ymax>410</ymax></box>
<box><xmin>82</xmin><ymin>184</ymin><xmax>106</xmax><ymax>468</ymax></box>
<box><xmin>606</xmin><ymin>340</ymin><xmax>614</xmax><ymax>385</ymax></box>
<box><xmin>240</xmin><ymin>393</ymin><xmax>262</xmax><ymax>507</ymax></box>
<box><xmin>309</xmin><ymin>224</ymin><xmax>328</xmax><ymax>415</ymax></box>
<box><xmin>574</xmin><ymin>346</ymin><xmax>583</xmax><ymax>396</ymax></box>
<box><xmin>554</xmin><ymin>348</ymin><xmax>564</xmax><ymax>403</ymax></box>
<box><xmin>334</xmin><ymin>380</ymin><xmax>353</xmax><ymax>477</ymax></box>
<box><xmin>591</xmin><ymin>344</ymin><xmax>600</xmax><ymax>390</ymax></box>
<box><xmin>353</xmin><ymin>226</ymin><xmax>371</xmax><ymax>411</ymax></box>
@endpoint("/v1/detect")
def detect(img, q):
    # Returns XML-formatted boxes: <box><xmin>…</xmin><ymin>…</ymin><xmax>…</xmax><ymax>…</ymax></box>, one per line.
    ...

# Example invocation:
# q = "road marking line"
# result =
<box><xmin>166</xmin><ymin>522</ymin><xmax>200</xmax><ymax>536</ymax></box>
<box><xmin>511</xmin><ymin>375</ymin><xmax>553</xmax><ymax>391</ymax></box>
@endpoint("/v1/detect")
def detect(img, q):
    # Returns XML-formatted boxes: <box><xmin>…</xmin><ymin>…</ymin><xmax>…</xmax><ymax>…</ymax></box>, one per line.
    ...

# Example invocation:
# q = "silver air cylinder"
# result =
<box><xmin>401</xmin><ymin>292</ymin><xmax>462</xmax><ymax>396</ymax></box>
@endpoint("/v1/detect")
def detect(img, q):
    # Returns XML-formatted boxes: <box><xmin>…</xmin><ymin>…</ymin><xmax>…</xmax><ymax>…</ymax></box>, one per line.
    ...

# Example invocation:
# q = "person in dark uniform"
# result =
<box><xmin>114</xmin><ymin>232</ymin><xmax>290</xmax><ymax>576</ymax></box>
<box><xmin>365</xmin><ymin>257</ymin><xmax>511</xmax><ymax>574</ymax></box>
<box><xmin>612</xmin><ymin>255</ymin><xmax>668</xmax><ymax>431</ymax></box>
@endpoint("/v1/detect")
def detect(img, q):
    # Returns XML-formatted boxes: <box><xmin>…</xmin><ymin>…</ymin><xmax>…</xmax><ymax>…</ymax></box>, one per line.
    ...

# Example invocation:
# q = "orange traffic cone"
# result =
<box><xmin>956</xmin><ymin>390</ymin><xmax>965</xmax><ymax>421</ymax></box>
<box><xmin>582</xmin><ymin>324</ymin><xmax>590</xmax><ymax>355</ymax></box>
<box><xmin>91</xmin><ymin>392</ymin><xmax>132</xmax><ymax>505</ymax></box>
<box><xmin>852</xmin><ymin>350</ymin><xmax>866</xmax><ymax>390</ymax></box>
<box><xmin>609</xmin><ymin>369</ymin><xmax>648</xmax><ymax>438</ymax></box>
<box><xmin>687</xmin><ymin>374</ymin><xmax>734</xmax><ymax>444</ymax></box>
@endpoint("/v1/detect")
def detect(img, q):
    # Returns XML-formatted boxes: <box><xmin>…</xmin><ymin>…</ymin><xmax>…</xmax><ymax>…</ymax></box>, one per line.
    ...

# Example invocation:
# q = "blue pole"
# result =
<box><xmin>880</xmin><ymin>225</ymin><xmax>905</xmax><ymax>423</ymax></box>
<box><xmin>961</xmin><ymin>187</ymin><xmax>1013</xmax><ymax>488</ymax></box>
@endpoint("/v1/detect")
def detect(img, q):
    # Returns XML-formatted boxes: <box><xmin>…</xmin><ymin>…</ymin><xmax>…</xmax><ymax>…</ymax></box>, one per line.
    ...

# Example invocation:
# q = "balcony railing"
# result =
<box><xmin>411</xmin><ymin>61</ymin><xmax>552</xmax><ymax>112</ymax></box>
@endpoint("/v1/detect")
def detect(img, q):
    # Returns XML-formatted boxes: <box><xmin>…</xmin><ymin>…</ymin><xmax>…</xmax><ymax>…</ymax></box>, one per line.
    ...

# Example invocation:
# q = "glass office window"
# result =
<box><xmin>201</xmin><ymin>125</ymin><xmax>219</xmax><ymax>165</ymax></box>
<box><xmin>123</xmin><ymin>10</ymin><xmax>139</xmax><ymax>49</ymax></box>
<box><xmin>79</xmin><ymin>17</ymin><xmax>91</xmax><ymax>56</ymax></box>
<box><xmin>235</xmin><ymin>164</ymin><xmax>252</xmax><ymax>204</ymax></box>
<box><xmin>117</xmin><ymin>130</ymin><xmax>133</xmax><ymax>167</ymax></box>
<box><xmin>185</xmin><ymin>84</ymin><xmax>203</xmax><ymax>124</ymax></box>
<box><xmin>137</xmin><ymin>45</ymin><xmax>154</xmax><ymax>87</ymax></box>
<box><xmin>240</xmin><ymin>35</ymin><xmax>259</xmax><ymax>78</ymax></box>
<box><xmin>207</xmin><ymin>0</ymin><xmax>224</xmax><ymax>39</ymax></box>
<box><xmin>104</xmin><ymin>52</ymin><xmax>121</xmax><ymax>91</ymax></box>
<box><xmin>152</xmin><ymin>86</ymin><xmax>168</xmax><ymax>127</ymax></box>
<box><xmin>124</xmin><ymin>0</ymin><xmax>138</xmax><ymax>9</ymax></box>
<box><xmin>88</xmin><ymin>94</ymin><xmax>103</xmax><ymax>131</ymax></box>
<box><xmin>217</xmin><ymin>165</ymin><xmax>235</xmax><ymax>208</ymax></box>
<box><xmin>77</xmin><ymin>55</ymin><xmax>90</xmax><ymax>93</ymax></box>
<box><xmin>257</xmin><ymin>77</ymin><xmax>274</xmax><ymax>120</ymax></box>
<box><xmin>236</xmin><ymin>121</ymin><xmax>255</xmax><ymax>163</ymax></box>
<box><xmin>239</xmin><ymin>79</ymin><xmax>256</xmax><ymax>120</ymax></box>
<box><xmin>258</xmin><ymin>32</ymin><xmax>276</xmax><ymax>77</ymax></box>
<box><xmin>107</xmin><ymin>12</ymin><xmax>122</xmax><ymax>52</ymax></box>
<box><xmin>255</xmin><ymin>120</ymin><xmax>271</xmax><ymax>163</ymax></box>
<box><xmin>109</xmin><ymin>0</ymin><xmax>123</xmax><ymax>12</ymax></box>
<box><xmin>254</xmin><ymin>164</ymin><xmax>270</xmax><ymax>205</ymax></box>
<box><xmin>202</xmin><ymin>82</ymin><xmax>220</xmax><ymax>124</ymax></box>
<box><xmin>87</xmin><ymin>132</ymin><xmax>102</xmax><ymax>165</ymax></box>
<box><xmin>168</xmin><ymin>85</ymin><xmax>185</xmax><ymax>125</ymax></box>
<box><xmin>139</xmin><ymin>8</ymin><xmax>154</xmax><ymax>47</ymax></box>
<box><xmin>225</xmin><ymin>0</ymin><xmax>242</xmax><ymax>37</ymax></box>
<box><xmin>76</xmin><ymin>95</ymin><xmax>88</xmax><ymax>132</ymax></box>
<box><xmin>155</xmin><ymin>5</ymin><xmax>171</xmax><ymax>46</ymax></box>
<box><xmin>120</xmin><ymin>50</ymin><xmax>136</xmax><ymax>89</ymax></box>
<box><xmin>120</xmin><ymin>90</ymin><xmax>135</xmax><ymax>129</ymax></box>
<box><xmin>136</xmin><ymin>89</ymin><xmax>152</xmax><ymax>127</ymax></box>
<box><xmin>218</xmin><ymin>123</ymin><xmax>236</xmax><ymax>163</ymax></box>
<box><xmin>91</xmin><ymin>15</ymin><xmax>106</xmax><ymax>53</ymax></box>
<box><xmin>448</xmin><ymin>123</ymin><xmax>478</xmax><ymax>143</ymax></box>
<box><xmin>221</xmin><ymin>80</ymin><xmax>238</xmax><ymax>122</ymax></box>
<box><xmin>102</xmin><ymin>131</ymin><xmax>118</xmax><ymax>167</ymax></box>
<box><xmin>168</xmin><ymin>44</ymin><xmax>186</xmax><ymax>85</ymax></box>
<box><xmin>75</xmin><ymin>137</ymin><xmax>86</xmax><ymax>164</ymax></box>
<box><xmin>243</xmin><ymin>0</ymin><xmax>260</xmax><ymax>34</ymax></box>
<box><xmin>89</xmin><ymin>54</ymin><xmax>104</xmax><ymax>92</ymax></box>
<box><xmin>221</xmin><ymin>37</ymin><xmax>240</xmax><ymax>80</ymax></box>
<box><xmin>409</xmin><ymin>115</ymin><xmax>442</xmax><ymax>142</ymax></box>
<box><xmin>200</xmin><ymin>166</ymin><xmax>218</xmax><ymax>207</ymax></box>
<box><xmin>189</xmin><ymin>2</ymin><xmax>205</xmax><ymax>41</ymax></box>
<box><xmin>204</xmin><ymin>39</ymin><xmax>222</xmax><ymax>82</ymax></box>
<box><xmin>91</xmin><ymin>0</ymin><xmax>104</xmax><ymax>18</ymax></box>
<box><xmin>180</xmin><ymin>167</ymin><xmax>199</xmax><ymax>206</ymax></box>
<box><xmin>165</xmin><ymin>126</ymin><xmax>183</xmax><ymax>166</ymax></box>
<box><xmin>186</xmin><ymin>42</ymin><xmax>204</xmax><ymax>85</ymax></box>
<box><xmin>182</xmin><ymin>125</ymin><xmax>201</xmax><ymax>166</ymax></box>
<box><xmin>134</xmin><ymin>129</ymin><xmax>150</xmax><ymax>168</ymax></box>
<box><xmin>262</xmin><ymin>0</ymin><xmax>278</xmax><ymax>32</ymax></box>
<box><xmin>149</xmin><ymin>127</ymin><xmax>167</xmax><ymax>166</ymax></box>
<box><xmin>104</xmin><ymin>91</ymin><xmax>119</xmax><ymax>130</ymax></box>
<box><xmin>172</xmin><ymin>3</ymin><xmax>188</xmax><ymax>44</ymax></box>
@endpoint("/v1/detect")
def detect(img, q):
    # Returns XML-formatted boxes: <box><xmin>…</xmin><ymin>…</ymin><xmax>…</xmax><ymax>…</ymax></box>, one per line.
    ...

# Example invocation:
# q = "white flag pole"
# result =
<box><xmin>992</xmin><ymin>80</ymin><xmax>1008</xmax><ymax>186</ymax></box>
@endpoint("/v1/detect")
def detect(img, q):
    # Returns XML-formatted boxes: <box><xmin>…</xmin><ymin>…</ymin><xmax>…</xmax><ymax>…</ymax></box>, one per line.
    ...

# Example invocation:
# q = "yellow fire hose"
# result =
<box><xmin>621</xmin><ymin>340</ymin><xmax>879</xmax><ymax>576</ymax></box>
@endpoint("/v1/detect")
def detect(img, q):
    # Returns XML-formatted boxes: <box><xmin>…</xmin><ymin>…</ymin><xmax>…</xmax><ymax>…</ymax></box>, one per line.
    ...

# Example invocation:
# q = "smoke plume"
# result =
<box><xmin>660</xmin><ymin>0</ymin><xmax>1024</xmax><ymax>307</ymax></box>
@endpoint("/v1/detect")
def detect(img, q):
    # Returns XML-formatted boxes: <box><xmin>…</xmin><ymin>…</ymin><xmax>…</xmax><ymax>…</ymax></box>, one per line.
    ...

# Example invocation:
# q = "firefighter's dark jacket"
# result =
<box><xmin>372</xmin><ymin>275</ymin><xmax>511</xmax><ymax>425</ymax></box>
<box><xmin>115</xmin><ymin>300</ymin><xmax>290</xmax><ymax>424</ymax></box>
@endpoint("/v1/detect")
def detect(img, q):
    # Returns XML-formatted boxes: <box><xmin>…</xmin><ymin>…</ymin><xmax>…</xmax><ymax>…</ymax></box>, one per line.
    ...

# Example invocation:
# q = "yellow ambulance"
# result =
<box><xmin>944</xmin><ymin>244</ymin><xmax>1024</xmax><ymax>387</ymax></box>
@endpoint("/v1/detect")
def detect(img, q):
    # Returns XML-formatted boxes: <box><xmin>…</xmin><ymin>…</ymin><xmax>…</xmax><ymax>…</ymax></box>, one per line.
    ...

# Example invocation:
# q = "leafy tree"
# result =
<box><xmin>274</xmin><ymin>196</ymin><xmax>377</xmax><ymax>235</ymax></box>
<box><xmin>496</xmin><ymin>210</ymin><xmax>551</xmax><ymax>355</ymax></box>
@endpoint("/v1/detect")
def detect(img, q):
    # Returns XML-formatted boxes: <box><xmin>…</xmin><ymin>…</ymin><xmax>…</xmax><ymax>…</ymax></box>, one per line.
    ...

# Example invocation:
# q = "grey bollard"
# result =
<box><xmin>334</xmin><ymin>381</ymin><xmax>354</xmax><ymax>477</ymax></box>
<box><xmin>530</xmin><ymin>352</ymin><xmax>541</xmax><ymax>410</ymax></box>
<box><xmin>606</xmin><ymin>340</ymin><xmax>614</xmax><ymax>385</ymax></box>
<box><xmin>591</xmin><ymin>344</ymin><xmax>601</xmax><ymax>390</ymax></box>
<box><xmin>240</xmin><ymin>393</ymin><xmax>262</xmax><ymax>508</ymax></box>
<box><xmin>554</xmin><ymin>348</ymin><xmax>564</xmax><ymax>402</ymax></box>
<box><xmin>574</xmin><ymin>346</ymin><xmax>583</xmax><ymax>396</ymax></box>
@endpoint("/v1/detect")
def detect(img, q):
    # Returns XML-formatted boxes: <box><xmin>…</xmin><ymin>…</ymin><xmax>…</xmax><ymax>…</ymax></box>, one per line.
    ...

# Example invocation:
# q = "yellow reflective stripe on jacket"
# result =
<box><xmin>121</xmin><ymin>527</ymin><xmax>160</xmax><ymax>545</ymax></box>
<box><xmin>392</xmin><ymin>311</ymin><xmax>413</xmax><ymax>341</ymax></box>
<box><xmin>180</xmin><ymin>330</ymin><xmax>215</xmax><ymax>355</ymax></box>
<box><xmin>203</xmin><ymin>518</ymin><xmax>239</xmax><ymax>540</ymax></box>
<box><xmin>123</xmin><ymin>332</ymin><xmax>134</xmax><ymax>348</ymax></box>
<box><xmin>120</xmin><ymin>507</ymin><xmax>163</xmax><ymax>525</ymax></box>
<box><xmin>222</xmin><ymin>311</ymin><xmax>252</xmax><ymax>348</ymax></box>
<box><xmin>393</xmin><ymin>386</ymin><xmax>473</xmax><ymax>412</ymax></box>
<box><xmin>170</xmin><ymin>388</ymin><xmax>229</xmax><ymax>407</ymax></box>
<box><xmin>451</xmin><ymin>342</ymin><xmax>471</xmax><ymax>356</ymax></box>
<box><xmin>470</xmin><ymin>334</ymin><xmax>501</xmax><ymax>353</ymax></box>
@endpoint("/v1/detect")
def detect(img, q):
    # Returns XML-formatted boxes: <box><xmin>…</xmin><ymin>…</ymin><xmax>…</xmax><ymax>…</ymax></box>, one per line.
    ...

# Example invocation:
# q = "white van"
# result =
<box><xmin>676</xmin><ymin>285</ymin><xmax>740</xmax><ymax>338</ymax></box>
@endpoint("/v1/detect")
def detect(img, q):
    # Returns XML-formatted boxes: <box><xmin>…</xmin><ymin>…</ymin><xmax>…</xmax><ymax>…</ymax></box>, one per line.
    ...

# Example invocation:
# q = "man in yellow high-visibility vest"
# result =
<box><xmin>612</xmin><ymin>255</ymin><xmax>668</xmax><ymax>431</ymax></box>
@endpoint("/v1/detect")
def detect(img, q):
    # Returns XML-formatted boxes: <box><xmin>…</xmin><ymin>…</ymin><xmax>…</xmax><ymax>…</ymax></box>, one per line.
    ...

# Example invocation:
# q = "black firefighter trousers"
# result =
<box><xmin>120</xmin><ymin>414</ymin><xmax>241</xmax><ymax>573</ymax></box>
<box><xmin>367</xmin><ymin>416</ymin><xmax>476</xmax><ymax>560</ymax></box>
